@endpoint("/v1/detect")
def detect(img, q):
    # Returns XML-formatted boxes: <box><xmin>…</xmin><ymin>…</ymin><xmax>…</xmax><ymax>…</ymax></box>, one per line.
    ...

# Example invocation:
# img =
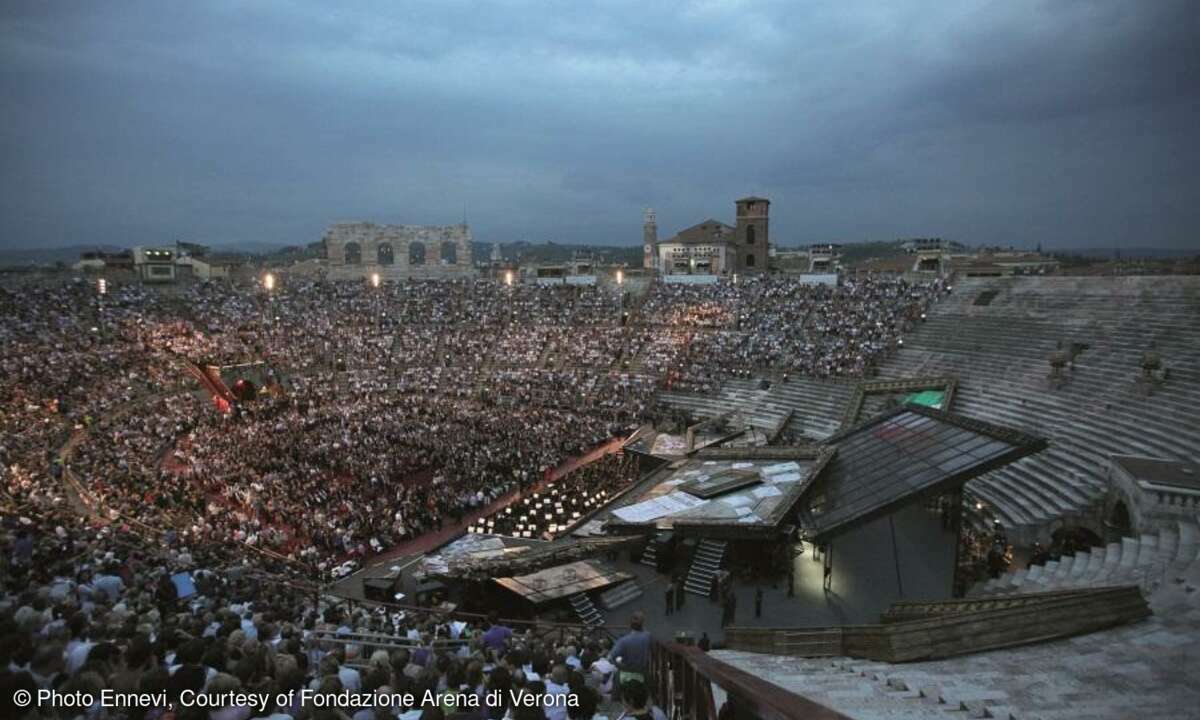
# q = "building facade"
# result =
<box><xmin>1103</xmin><ymin>454</ymin><xmax>1200</xmax><ymax>538</ymax></box>
<box><xmin>133</xmin><ymin>246</ymin><xmax>177</xmax><ymax>283</ymax></box>
<box><xmin>322</xmin><ymin>222</ymin><xmax>474</xmax><ymax>281</ymax></box>
<box><xmin>652</xmin><ymin>197</ymin><xmax>770</xmax><ymax>275</ymax></box>
<box><xmin>656</xmin><ymin>219</ymin><xmax>734</xmax><ymax>275</ymax></box>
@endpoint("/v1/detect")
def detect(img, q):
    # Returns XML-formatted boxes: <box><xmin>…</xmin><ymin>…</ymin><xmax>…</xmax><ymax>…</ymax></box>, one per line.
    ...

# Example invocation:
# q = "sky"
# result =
<box><xmin>1</xmin><ymin>0</ymin><xmax>1198</xmax><ymax>251</ymax></box>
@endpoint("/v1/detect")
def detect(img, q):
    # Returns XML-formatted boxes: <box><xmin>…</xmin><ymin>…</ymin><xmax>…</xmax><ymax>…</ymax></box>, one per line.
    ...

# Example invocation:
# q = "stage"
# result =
<box><xmin>493</xmin><ymin>559</ymin><xmax>634</xmax><ymax>606</ymax></box>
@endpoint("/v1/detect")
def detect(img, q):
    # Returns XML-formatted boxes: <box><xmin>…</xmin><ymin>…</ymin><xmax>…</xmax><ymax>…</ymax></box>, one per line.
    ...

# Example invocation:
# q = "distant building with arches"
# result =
<box><xmin>322</xmin><ymin>222</ymin><xmax>473</xmax><ymax>280</ymax></box>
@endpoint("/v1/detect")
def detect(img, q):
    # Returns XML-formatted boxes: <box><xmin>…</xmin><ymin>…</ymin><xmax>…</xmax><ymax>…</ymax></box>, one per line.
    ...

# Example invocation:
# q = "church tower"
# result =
<box><xmin>643</xmin><ymin>208</ymin><xmax>657</xmax><ymax>270</ymax></box>
<box><xmin>735</xmin><ymin>197</ymin><xmax>770</xmax><ymax>272</ymax></box>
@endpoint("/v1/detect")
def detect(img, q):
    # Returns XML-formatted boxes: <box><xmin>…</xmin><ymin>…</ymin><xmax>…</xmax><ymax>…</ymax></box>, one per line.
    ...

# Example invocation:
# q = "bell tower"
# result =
<box><xmin>735</xmin><ymin>196</ymin><xmax>770</xmax><ymax>272</ymax></box>
<box><xmin>643</xmin><ymin>208</ymin><xmax>658</xmax><ymax>270</ymax></box>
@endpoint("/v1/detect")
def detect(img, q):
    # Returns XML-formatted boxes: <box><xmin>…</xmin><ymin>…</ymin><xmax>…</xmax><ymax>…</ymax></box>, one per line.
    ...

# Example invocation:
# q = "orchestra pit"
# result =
<box><xmin>2</xmin><ymin>271</ymin><xmax>1199</xmax><ymax>720</ymax></box>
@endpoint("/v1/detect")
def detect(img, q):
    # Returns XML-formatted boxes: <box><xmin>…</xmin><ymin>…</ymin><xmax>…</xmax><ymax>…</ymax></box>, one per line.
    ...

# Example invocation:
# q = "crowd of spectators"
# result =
<box><xmin>0</xmin><ymin>505</ymin><xmax>667</xmax><ymax>720</ymax></box>
<box><xmin>0</xmin><ymin>271</ymin><xmax>945</xmax><ymax>719</ymax></box>
<box><xmin>1</xmin><ymin>276</ymin><xmax>942</xmax><ymax>574</ymax></box>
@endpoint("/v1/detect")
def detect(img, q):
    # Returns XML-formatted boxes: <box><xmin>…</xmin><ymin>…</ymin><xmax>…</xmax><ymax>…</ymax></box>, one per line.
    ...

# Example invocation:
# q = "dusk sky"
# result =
<box><xmin>2</xmin><ymin>1</ymin><xmax>1197</xmax><ymax>250</ymax></box>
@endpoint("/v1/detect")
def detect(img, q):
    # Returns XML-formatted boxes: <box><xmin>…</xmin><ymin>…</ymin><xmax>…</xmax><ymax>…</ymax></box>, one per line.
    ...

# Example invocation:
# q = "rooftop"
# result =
<box><xmin>800</xmin><ymin>405</ymin><xmax>1048</xmax><ymax>539</ymax></box>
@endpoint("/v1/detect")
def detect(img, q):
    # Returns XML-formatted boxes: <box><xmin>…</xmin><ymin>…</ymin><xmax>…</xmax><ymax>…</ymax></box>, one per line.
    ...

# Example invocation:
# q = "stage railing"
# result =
<box><xmin>329</xmin><ymin>594</ymin><xmax>629</xmax><ymax>644</ymax></box>
<box><xmin>725</xmin><ymin>584</ymin><xmax>1150</xmax><ymax>664</ymax></box>
<box><xmin>649</xmin><ymin>640</ymin><xmax>851</xmax><ymax>720</ymax></box>
<box><xmin>309</xmin><ymin>629</ymin><xmax>470</xmax><ymax>657</ymax></box>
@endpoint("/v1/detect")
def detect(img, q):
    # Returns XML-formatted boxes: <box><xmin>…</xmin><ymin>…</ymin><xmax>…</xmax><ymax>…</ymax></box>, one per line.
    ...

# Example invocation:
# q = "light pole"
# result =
<box><xmin>261</xmin><ymin>273</ymin><xmax>276</xmax><ymax>351</ymax></box>
<box><xmin>615</xmin><ymin>268</ymin><xmax>625</xmax><ymax>326</ymax></box>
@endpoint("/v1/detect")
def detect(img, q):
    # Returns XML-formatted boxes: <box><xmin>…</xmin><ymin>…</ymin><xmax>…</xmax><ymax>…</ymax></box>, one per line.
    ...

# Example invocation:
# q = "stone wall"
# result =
<box><xmin>322</xmin><ymin>222</ymin><xmax>475</xmax><ymax>280</ymax></box>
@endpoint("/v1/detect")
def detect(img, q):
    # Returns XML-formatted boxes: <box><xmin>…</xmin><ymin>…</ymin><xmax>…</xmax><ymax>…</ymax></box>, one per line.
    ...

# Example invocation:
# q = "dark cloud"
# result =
<box><xmin>1</xmin><ymin>0</ymin><xmax>1197</xmax><ymax>250</ymax></box>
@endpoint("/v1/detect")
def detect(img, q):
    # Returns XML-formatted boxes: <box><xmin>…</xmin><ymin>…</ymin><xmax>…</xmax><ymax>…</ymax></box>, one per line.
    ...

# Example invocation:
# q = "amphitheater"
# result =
<box><xmin>7</xmin><ymin>272</ymin><xmax>1200</xmax><ymax>720</ymax></box>
<box><xmin>660</xmin><ymin>275</ymin><xmax>1200</xmax><ymax>719</ymax></box>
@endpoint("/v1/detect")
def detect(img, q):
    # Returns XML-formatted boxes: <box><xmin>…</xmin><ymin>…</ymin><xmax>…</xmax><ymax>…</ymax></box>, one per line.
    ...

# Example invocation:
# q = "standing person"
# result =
<box><xmin>697</xmin><ymin>632</ymin><xmax>710</xmax><ymax>652</ymax></box>
<box><xmin>608</xmin><ymin>611</ymin><xmax>651</xmax><ymax>685</ymax></box>
<box><xmin>664</xmin><ymin>583</ymin><xmax>674</xmax><ymax>616</ymax></box>
<box><xmin>754</xmin><ymin>587</ymin><xmax>763</xmax><ymax>619</ymax></box>
<box><xmin>674</xmin><ymin>576</ymin><xmax>685</xmax><ymax>611</ymax></box>
<box><xmin>482</xmin><ymin>612</ymin><xmax>512</xmax><ymax>652</ymax></box>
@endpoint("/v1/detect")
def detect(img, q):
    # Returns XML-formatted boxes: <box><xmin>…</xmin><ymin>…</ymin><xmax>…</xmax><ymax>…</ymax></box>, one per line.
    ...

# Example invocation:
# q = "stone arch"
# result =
<box><xmin>377</xmin><ymin>242</ymin><xmax>395</xmax><ymax>266</ymax></box>
<box><xmin>441</xmin><ymin>241</ymin><xmax>458</xmax><ymax>265</ymax></box>
<box><xmin>746</xmin><ymin>225</ymin><xmax>756</xmax><ymax>245</ymax></box>
<box><xmin>344</xmin><ymin>242</ymin><xmax>362</xmax><ymax>265</ymax></box>
<box><xmin>409</xmin><ymin>241</ymin><xmax>426</xmax><ymax>266</ymax></box>
<box><xmin>1108</xmin><ymin>500</ymin><xmax>1131</xmax><ymax>533</ymax></box>
<box><xmin>745</xmin><ymin>253</ymin><xmax>756</xmax><ymax>268</ymax></box>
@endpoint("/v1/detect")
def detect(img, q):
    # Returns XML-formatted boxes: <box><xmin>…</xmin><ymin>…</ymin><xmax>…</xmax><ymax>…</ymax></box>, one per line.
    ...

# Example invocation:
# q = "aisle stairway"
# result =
<box><xmin>970</xmin><ymin>520</ymin><xmax>1200</xmax><ymax>597</ymax></box>
<box><xmin>684</xmin><ymin>539</ymin><xmax>727</xmax><ymax>596</ymax></box>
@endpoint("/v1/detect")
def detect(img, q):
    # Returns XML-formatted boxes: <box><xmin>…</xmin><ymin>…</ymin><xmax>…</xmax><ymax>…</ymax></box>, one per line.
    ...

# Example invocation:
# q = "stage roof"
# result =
<box><xmin>800</xmin><ymin>404</ymin><xmax>1047</xmax><ymax>539</ymax></box>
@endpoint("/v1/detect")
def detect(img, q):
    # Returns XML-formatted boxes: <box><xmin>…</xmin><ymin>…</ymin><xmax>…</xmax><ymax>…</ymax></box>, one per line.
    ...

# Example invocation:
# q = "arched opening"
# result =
<box><xmin>409</xmin><ymin>242</ymin><xmax>426</xmax><ymax>266</ymax></box>
<box><xmin>440</xmin><ymin>241</ymin><xmax>458</xmax><ymax>265</ymax></box>
<box><xmin>1050</xmin><ymin>525</ymin><xmax>1103</xmax><ymax>557</ymax></box>
<box><xmin>344</xmin><ymin>242</ymin><xmax>361</xmax><ymax>265</ymax></box>
<box><xmin>745</xmin><ymin>253</ymin><xmax>756</xmax><ymax>267</ymax></box>
<box><xmin>746</xmin><ymin>224</ymin><xmax>756</xmax><ymax>244</ymax></box>
<box><xmin>377</xmin><ymin>242</ymin><xmax>394</xmax><ymax>266</ymax></box>
<box><xmin>1107</xmin><ymin>500</ymin><xmax>1132</xmax><ymax>533</ymax></box>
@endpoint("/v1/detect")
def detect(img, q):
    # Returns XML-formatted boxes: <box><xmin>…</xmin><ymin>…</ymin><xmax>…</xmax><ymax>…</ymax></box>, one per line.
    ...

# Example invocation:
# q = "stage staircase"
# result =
<box><xmin>599</xmin><ymin>580</ymin><xmax>643</xmax><ymax>611</ymax></box>
<box><xmin>684</xmin><ymin>539</ymin><xmax>727</xmax><ymax>596</ymax></box>
<box><xmin>639</xmin><ymin>534</ymin><xmax>661</xmax><ymax>569</ymax></box>
<box><xmin>568</xmin><ymin>592</ymin><xmax>605</xmax><ymax>627</ymax></box>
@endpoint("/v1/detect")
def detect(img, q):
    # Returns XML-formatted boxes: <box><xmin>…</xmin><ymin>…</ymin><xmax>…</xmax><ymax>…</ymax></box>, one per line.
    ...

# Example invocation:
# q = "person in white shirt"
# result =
<box><xmin>543</xmin><ymin>665</ymin><xmax>571</xmax><ymax>720</ymax></box>
<box><xmin>336</xmin><ymin>647</ymin><xmax>362</xmax><ymax>693</ymax></box>
<box><xmin>240</xmin><ymin>612</ymin><xmax>259</xmax><ymax>640</ymax></box>
<box><xmin>588</xmin><ymin>656</ymin><xmax>616</xmax><ymax>700</ymax></box>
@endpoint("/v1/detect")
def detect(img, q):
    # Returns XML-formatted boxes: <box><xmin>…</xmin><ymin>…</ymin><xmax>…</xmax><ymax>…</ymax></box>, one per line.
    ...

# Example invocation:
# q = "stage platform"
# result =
<box><xmin>494</xmin><ymin>559</ymin><xmax>633</xmax><ymax>605</ymax></box>
<box><xmin>603</xmin><ymin>449</ymin><xmax>832</xmax><ymax>536</ymax></box>
<box><xmin>625</xmin><ymin>412</ymin><xmax>758</xmax><ymax>457</ymax></box>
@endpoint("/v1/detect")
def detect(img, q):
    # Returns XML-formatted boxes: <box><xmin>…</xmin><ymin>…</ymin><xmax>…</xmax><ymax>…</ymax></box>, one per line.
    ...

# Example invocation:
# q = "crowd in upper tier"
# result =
<box><xmin>1</xmin><ymin>275</ymin><xmax>943</xmax><ymax>575</ymax></box>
